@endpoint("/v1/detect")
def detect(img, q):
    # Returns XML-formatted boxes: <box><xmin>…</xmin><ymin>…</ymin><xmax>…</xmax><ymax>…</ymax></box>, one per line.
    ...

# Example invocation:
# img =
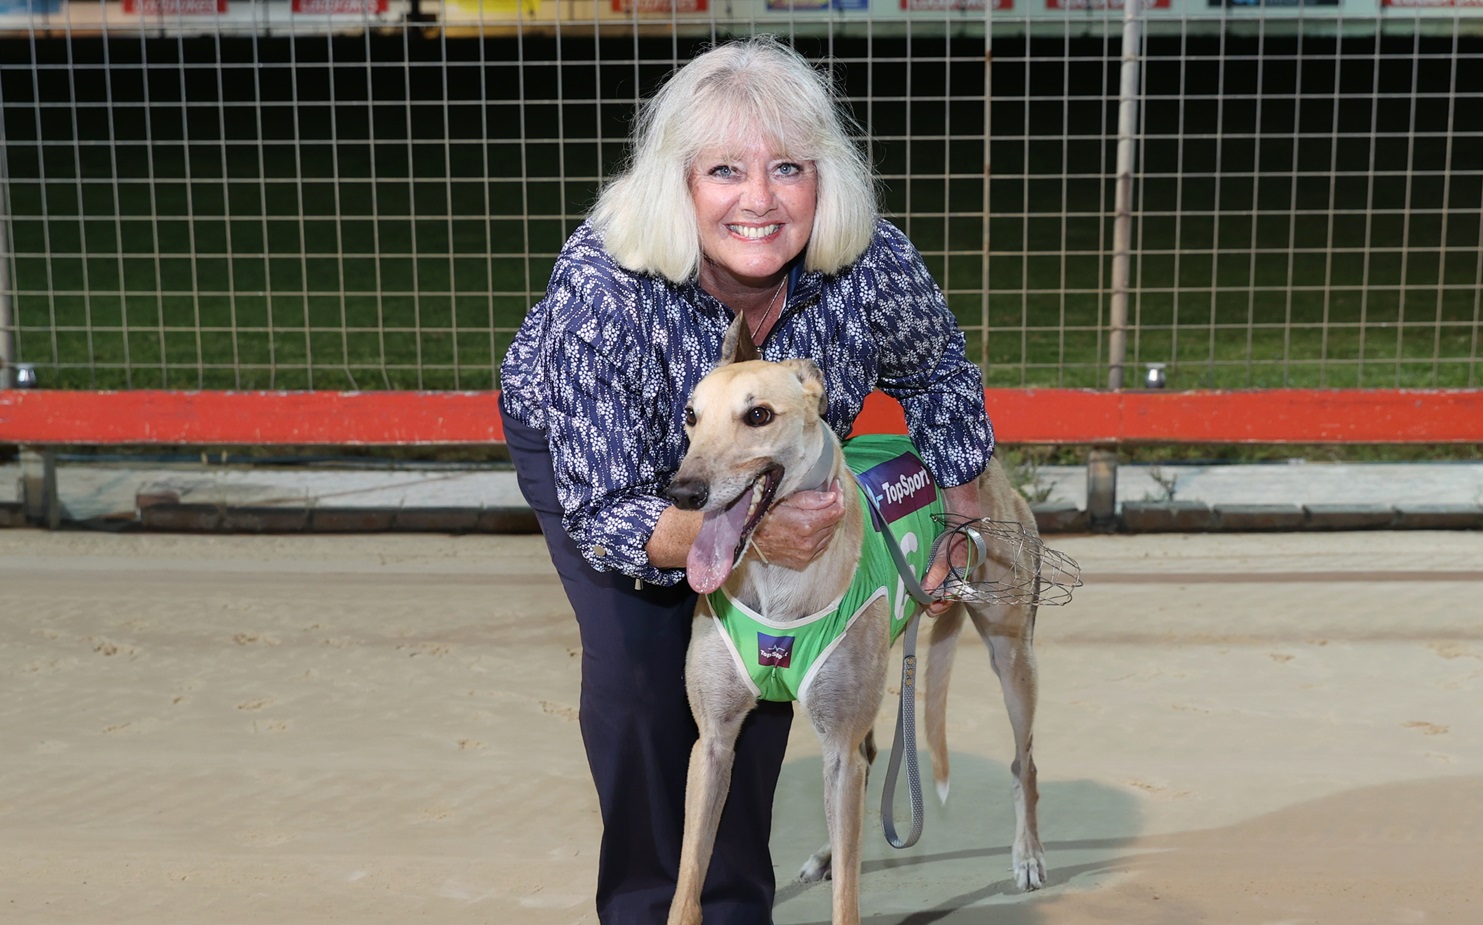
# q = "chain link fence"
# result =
<box><xmin>1</xmin><ymin>5</ymin><xmax>1480</xmax><ymax>393</ymax></box>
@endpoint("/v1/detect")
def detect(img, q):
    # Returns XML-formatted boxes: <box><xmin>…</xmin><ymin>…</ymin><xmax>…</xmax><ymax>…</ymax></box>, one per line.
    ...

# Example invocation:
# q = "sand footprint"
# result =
<box><xmin>1126</xmin><ymin>778</ymin><xmax>1191</xmax><ymax>800</ymax></box>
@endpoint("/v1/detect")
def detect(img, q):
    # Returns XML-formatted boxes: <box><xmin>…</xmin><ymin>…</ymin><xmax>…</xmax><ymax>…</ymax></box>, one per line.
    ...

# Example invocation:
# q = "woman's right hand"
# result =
<box><xmin>748</xmin><ymin>481</ymin><xmax>846</xmax><ymax>569</ymax></box>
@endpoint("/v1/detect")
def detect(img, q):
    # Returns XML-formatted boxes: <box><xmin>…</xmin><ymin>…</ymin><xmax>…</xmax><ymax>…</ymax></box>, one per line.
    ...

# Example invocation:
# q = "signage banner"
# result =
<box><xmin>122</xmin><ymin>0</ymin><xmax>228</xmax><ymax>12</ymax></box>
<box><xmin>0</xmin><ymin>0</ymin><xmax>65</xmax><ymax>13</ymax></box>
<box><xmin>768</xmin><ymin>0</ymin><xmax>870</xmax><ymax>7</ymax></box>
<box><xmin>1046</xmin><ymin>0</ymin><xmax>1169</xmax><ymax>8</ymax></box>
<box><xmin>292</xmin><ymin>0</ymin><xmax>390</xmax><ymax>12</ymax></box>
<box><xmin>1215</xmin><ymin>0</ymin><xmax>1341</xmax><ymax>6</ymax></box>
<box><xmin>611</xmin><ymin>0</ymin><xmax>707</xmax><ymax>11</ymax></box>
<box><xmin>901</xmin><ymin>0</ymin><xmax>1013</xmax><ymax>10</ymax></box>
<box><xmin>442</xmin><ymin>0</ymin><xmax>542</xmax><ymax>18</ymax></box>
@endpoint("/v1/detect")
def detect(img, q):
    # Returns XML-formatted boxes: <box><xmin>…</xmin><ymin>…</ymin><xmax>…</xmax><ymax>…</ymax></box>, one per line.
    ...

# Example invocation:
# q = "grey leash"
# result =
<box><xmin>880</xmin><ymin>613</ymin><xmax>926</xmax><ymax>849</ymax></box>
<box><xmin>856</xmin><ymin>482</ymin><xmax>937</xmax><ymax>851</ymax></box>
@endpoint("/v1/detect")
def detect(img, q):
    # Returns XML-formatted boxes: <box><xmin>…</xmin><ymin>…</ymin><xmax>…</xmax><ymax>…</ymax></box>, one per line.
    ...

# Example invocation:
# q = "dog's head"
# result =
<box><xmin>667</xmin><ymin>314</ymin><xmax>831</xmax><ymax>594</ymax></box>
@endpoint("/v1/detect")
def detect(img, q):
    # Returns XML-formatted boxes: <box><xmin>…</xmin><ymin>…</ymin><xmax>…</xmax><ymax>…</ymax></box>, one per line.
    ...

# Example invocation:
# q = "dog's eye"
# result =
<box><xmin>745</xmin><ymin>406</ymin><xmax>773</xmax><ymax>427</ymax></box>
<box><xmin>684</xmin><ymin>407</ymin><xmax>696</xmax><ymax>427</ymax></box>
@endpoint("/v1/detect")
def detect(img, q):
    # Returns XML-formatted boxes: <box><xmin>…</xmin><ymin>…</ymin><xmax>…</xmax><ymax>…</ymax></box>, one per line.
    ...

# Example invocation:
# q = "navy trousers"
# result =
<box><xmin>503</xmin><ymin>399</ymin><xmax>794</xmax><ymax>925</ymax></box>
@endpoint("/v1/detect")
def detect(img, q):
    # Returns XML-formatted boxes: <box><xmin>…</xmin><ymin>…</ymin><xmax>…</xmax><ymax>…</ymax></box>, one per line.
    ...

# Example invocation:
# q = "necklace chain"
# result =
<box><xmin>750</xmin><ymin>278</ymin><xmax>787</xmax><ymax>343</ymax></box>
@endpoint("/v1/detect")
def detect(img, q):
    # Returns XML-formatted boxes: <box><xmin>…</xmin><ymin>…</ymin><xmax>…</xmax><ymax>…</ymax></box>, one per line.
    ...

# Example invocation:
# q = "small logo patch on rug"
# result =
<box><xmin>757</xmin><ymin>633</ymin><xmax>794</xmax><ymax>668</ymax></box>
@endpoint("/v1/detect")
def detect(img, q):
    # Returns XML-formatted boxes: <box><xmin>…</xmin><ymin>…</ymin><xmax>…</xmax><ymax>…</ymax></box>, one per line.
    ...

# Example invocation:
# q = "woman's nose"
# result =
<box><xmin>742</xmin><ymin>173</ymin><xmax>776</xmax><ymax>212</ymax></box>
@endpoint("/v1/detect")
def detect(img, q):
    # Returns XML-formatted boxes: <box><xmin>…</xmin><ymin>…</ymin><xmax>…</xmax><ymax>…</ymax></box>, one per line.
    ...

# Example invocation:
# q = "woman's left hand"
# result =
<box><xmin>921</xmin><ymin>480</ymin><xmax>982</xmax><ymax>615</ymax></box>
<box><xmin>749</xmin><ymin>482</ymin><xmax>847</xmax><ymax>569</ymax></box>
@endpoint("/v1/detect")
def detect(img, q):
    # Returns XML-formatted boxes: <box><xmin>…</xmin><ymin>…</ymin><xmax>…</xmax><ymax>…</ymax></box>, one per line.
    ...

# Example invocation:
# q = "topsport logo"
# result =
<box><xmin>881</xmin><ymin>469</ymin><xmax>932</xmax><ymax>506</ymax></box>
<box><xmin>858</xmin><ymin>452</ymin><xmax>938</xmax><ymax>525</ymax></box>
<box><xmin>757</xmin><ymin>633</ymin><xmax>794</xmax><ymax>669</ymax></box>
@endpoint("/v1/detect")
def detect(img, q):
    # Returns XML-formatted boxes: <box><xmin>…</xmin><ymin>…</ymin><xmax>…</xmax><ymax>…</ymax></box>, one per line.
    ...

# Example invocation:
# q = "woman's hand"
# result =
<box><xmin>647</xmin><ymin>483</ymin><xmax>845</xmax><ymax>572</ymax></box>
<box><xmin>921</xmin><ymin>479</ymin><xmax>982</xmax><ymax>615</ymax></box>
<box><xmin>748</xmin><ymin>482</ymin><xmax>846</xmax><ymax>569</ymax></box>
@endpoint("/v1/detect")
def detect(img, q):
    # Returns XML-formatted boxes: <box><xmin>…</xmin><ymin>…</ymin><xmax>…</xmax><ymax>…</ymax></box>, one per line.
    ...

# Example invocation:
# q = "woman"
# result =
<box><xmin>499</xmin><ymin>36</ymin><xmax>993</xmax><ymax>924</ymax></box>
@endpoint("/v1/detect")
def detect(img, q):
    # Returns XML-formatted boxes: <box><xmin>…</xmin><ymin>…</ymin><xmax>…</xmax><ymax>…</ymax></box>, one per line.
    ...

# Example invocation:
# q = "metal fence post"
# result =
<box><xmin>1091</xmin><ymin>0</ymin><xmax>1148</xmax><ymax>530</ymax></box>
<box><xmin>1108</xmin><ymin>0</ymin><xmax>1144</xmax><ymax>393</ymax></box>
<box><xmin>982</xmin><ymin>17</ymin><xmax>994</xmax><ymax>374</ymax></box>
<box><xmin>0</xmin><ymin>148</ymin><xmax>15</xmax><ymax>392</ymax></box>
<box><xmin>19</xmin><ymin>448</ymin><xmax>60</xmax><ymax>530</ymax></box>
<box><xmin>1086</xmin><ymin>447</ymin><xmax>1120</xmax><ymax>532</ymax></box>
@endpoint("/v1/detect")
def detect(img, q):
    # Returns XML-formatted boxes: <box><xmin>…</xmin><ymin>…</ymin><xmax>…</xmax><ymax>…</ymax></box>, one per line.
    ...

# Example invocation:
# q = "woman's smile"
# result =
<box><xmin>728</xmin><ymin>223</ymin><xmax>782</xmax><ymax>240</ymax></box>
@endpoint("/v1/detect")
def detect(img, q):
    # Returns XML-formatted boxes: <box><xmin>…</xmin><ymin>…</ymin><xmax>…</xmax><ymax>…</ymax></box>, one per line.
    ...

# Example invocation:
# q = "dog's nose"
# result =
<box><xmin>666</xmin><ymin>479</ymin><xmax>709</xmax><ymax>511</ymax></box>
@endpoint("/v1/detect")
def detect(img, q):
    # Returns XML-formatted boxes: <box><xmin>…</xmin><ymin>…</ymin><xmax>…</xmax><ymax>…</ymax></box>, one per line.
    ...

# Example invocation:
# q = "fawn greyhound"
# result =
<box><xmin>663</xmin><ymin>317</ymin><xmax>1046</xmax><ymax>925</ymax></box>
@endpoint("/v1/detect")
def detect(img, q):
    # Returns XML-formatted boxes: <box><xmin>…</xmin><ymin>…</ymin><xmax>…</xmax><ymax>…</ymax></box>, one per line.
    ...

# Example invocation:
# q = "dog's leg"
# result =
<box><xmin>669</xmin><ymin>633</ymin><xmax>759</xmax><ymax>925</ymax></box>
<box><xmin>923</xmin><ymin>602</ymin><xmax>968</xmax><ymax>803</ymax></box>
<box><xmin>798</xmin><ymin>730</ymin><xmax>876</xmax><ymax>883</ymax></box>
<box><xmin>813</xmin><ymin>725</ymin><xmax>871</xmax><ymax>923</ymax></box>
<box><xmin>800</xmin><ymin>619</ymin><xmax>889</xmax><ymax>923</ymax></box>
<box><xmin>668</xmin><ymin>709</ymin><xmax>750</xmax><ymax>925</ymax></box>
<box><xmin>968</xmin><ymin>600</ymin><xmax>1045</xmax><ymax>891</ymax></box>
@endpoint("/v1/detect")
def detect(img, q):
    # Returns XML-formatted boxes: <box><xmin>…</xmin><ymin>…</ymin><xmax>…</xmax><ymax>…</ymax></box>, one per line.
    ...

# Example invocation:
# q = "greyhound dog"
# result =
<box><xmin>663</xmin><ymin>318</ymin><xmax>1046</xmax><ymax>925</ymax></box>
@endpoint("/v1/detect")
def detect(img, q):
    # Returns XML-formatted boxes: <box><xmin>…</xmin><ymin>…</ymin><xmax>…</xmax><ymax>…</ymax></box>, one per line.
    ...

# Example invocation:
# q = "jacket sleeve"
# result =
<box><xmin>867</xmin><ymin>223</ymin><xmax>994</xmax><ymax>487</ymax></box>
<box><xmin>539</xmin><ymin>283</ymin><xmax>687</xmax><ymax>586</ymax></box>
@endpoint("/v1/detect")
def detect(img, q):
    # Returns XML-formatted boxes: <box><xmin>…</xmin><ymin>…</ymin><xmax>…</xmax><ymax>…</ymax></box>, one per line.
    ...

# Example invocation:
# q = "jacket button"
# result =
<box><xmin>593</xmin><ymin>545</ymin><xmax>607</xmax><ymax>558</ymax></box>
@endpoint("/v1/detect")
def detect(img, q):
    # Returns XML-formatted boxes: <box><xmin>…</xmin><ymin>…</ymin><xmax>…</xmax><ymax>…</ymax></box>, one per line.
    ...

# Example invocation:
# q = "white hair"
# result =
<box><xmin>590</xmin><ymin>36</ymin><xmax>879</xmax><ymax>283</ymax></box>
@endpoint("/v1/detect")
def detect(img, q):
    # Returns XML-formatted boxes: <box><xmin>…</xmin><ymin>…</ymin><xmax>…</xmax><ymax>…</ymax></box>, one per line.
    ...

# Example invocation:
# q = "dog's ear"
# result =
<box><xmin>782</xmin><ymin>358</ymin><xmax>828</xmax><ymax>417</ymax></box>
<box><xmin>719</xmin><ymin>312</ymin><xmax>760</xmax><ymax>366</ymax></box>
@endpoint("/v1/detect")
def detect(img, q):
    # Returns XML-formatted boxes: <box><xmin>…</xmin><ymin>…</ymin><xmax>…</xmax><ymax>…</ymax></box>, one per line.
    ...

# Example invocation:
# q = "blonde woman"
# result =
<box><xmin>500</xmin><ymin>36</ymin><xmax>992</xmax><ymax>923</ymax></box>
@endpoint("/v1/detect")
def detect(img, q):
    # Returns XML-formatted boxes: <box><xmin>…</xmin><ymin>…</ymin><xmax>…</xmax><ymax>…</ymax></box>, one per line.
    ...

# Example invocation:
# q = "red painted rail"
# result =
<box><xmin>2</xmin><ymin>388</ymin><xmax>1481</xmax><ymax>446</ymax></box>
<box><xmin>851</xmin><ymin>388</ymin><xmax>1483</xmax><ymax>444</ymax></box>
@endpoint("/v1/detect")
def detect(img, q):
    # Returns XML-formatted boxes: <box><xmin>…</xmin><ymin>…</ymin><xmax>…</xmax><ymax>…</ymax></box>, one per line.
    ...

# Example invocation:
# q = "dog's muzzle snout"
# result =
<box><xmin>667</xmin><ymin>479</ymin><xmax>709</xmax><ymax>511</ymax></box>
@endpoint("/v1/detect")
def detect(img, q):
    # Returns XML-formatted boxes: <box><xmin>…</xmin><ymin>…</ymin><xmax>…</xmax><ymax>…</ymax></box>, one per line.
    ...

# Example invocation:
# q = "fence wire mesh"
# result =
<box><xmin>0</xmin><ymin>6</ymin><xmax>1480</xmax><ymax>393</ymax></box>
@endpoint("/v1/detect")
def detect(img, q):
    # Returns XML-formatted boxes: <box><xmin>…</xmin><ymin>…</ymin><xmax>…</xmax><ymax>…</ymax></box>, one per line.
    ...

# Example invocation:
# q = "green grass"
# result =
<box><xmin>5</xmin><ymin>36</ymin><xmax>1481</xmax><ymax>393</ymax></box>
<box><xmin>10</xmin><ymin>133</ymin><xmax>1480</xmax><ymax>392</ymax></box>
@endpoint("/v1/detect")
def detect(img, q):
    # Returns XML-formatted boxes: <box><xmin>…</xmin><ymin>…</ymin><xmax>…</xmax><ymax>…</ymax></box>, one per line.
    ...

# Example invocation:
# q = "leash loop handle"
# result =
<box><xmin>880</xmin><ymin>614</ymin><xmax>925</xmax><ymax>849</ymax></box>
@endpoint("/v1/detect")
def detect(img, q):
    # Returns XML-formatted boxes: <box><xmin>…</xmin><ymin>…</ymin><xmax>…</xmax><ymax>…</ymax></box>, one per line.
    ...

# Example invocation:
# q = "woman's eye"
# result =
<box><xmin>775</xmin><ymin>162</ymin><xmax>802</xmax><ymax>177</ymax></box>
<box><xmin>707</xmin><ymin>165</ymin><xmax>735</xmax><ymax>178</ymax></box>
<box><xmin>745</xmin><ymin>406</ymin><xmax>773</xmax><ymax>427</ymax></box>
<box><xmin>685</xmin><ymin>407</ymin><xmax>696</xmax><ymax>427</ymax></box>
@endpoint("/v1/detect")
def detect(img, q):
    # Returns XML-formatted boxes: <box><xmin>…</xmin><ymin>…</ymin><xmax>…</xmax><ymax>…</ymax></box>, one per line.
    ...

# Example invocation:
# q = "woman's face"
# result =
<box><xmin>689</xmin><ymin>139</ymin><xmax>817</xmax><ymax>294</ymax></box>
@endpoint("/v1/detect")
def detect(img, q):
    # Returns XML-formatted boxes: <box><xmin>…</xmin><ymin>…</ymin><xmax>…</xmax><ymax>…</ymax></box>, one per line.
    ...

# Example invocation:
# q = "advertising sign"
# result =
<box><xmin>1215</xmin><ymin>0</ymin><xmax>1339</xmax><ymax>6</ymax></box>
<box><xmin>901</xmin><ymin>0</ymin><xmax>1012</xmax><ymax>10</ymax></box>
<box><xmin>121</xmin><ymin>0</ymin><xmax>227</xmax><ymax>12</ymax></box>
<box><xmin>442</xmin><ymin>0</ymin><xmax>541</xmax><ymax>18</ymax></box>
<box><xmin>0</xmin><ymin>0</ymin><xmax>64</xmax><ymax>13</ymax></box>
<box><xmin>768</xmin><ymin>0</ymin><xmax>870</xmax><ymax>7</ymax></box>
<box><xmin>1046</xmin><ymin>0</ymin><xmax>1169</xmax><ymax>8</ymax></box>
<box><xmin>611</xmin><ymin>0</ymin><xmax>707</xmax><ymax>11</ymax></box>
<box><xmin>292</xmin><ymin>0</ymin><xmax>389</xmax><ymax>12</ymax></box>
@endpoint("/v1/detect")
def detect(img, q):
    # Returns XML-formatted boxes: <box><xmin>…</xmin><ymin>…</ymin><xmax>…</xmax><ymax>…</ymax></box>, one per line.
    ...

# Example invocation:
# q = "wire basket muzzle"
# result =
<box><xmin>926</xmin><ymin>514</ymin><xmax>1083</xmax><ymax>607</ymax></box>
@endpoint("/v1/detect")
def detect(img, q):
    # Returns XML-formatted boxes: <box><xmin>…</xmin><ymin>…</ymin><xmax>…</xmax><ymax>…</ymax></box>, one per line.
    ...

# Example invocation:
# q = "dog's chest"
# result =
<box><xmin>706</xmin><ymin>436</ymin><xmax>944</xmax><ymax>703</ymax></box>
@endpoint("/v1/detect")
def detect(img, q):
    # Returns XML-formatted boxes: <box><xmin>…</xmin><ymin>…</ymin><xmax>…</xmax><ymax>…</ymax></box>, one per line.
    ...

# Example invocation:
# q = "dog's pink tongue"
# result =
<box><xmin>687</xmin><ymin>499</ymin><xmax>750</xmax><ymax>594</ymax></box>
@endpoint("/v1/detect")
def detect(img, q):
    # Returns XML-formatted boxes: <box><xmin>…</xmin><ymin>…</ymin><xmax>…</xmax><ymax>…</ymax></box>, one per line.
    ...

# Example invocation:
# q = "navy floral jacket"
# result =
<box><xmin>499</xmin><ymin>219</ymin><xmax>993</xmax><ymax>586</ymax></box>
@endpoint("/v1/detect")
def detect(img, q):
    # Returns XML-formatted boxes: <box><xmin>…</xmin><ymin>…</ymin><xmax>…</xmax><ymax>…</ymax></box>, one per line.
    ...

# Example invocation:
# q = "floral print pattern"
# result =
<box><xmin>500</xmin><ymin>219</ymin><xmax>993</xmax><ymax>585</ymax></box>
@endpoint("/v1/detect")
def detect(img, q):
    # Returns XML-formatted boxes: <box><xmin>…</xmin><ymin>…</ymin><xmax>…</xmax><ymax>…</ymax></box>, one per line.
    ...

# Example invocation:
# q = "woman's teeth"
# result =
<box><xmin>730</xmin><ymin>224</ymin><xmax>780</xmax><ymax>239</ymax></box>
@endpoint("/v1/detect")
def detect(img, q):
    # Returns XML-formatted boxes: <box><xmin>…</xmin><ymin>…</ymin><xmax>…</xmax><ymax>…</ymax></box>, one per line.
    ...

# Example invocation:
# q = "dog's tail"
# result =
<box><xmin>922</xmin><ymin>603</ymin><xmax>967</xmax><ymax>803</ymax></box>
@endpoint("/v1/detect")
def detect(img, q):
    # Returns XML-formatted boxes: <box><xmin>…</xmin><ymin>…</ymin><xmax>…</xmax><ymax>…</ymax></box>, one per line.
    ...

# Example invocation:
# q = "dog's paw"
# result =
<box><xmin>798</xmin><ymin>846</ymin><xmax>832</xmax><ymax>883</ymax></box>
<box><xmin>1011</xmin><ymin>849</ymin><xmax>1046</xmax><ymax>891</ymax></box>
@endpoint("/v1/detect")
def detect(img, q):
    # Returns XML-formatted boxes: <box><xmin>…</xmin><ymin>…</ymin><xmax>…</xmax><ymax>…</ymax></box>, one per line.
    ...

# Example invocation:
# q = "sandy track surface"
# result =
<box><xmin>3</xmin><ymin>529</ymin><xmax>1481</xmax><ymax>924</ymax></box>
